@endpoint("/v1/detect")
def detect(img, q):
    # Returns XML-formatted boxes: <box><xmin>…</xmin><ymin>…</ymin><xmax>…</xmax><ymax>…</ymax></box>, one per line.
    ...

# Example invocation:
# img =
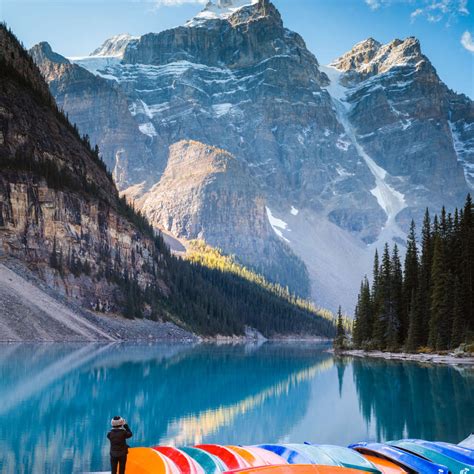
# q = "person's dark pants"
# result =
<box><xmin>111</xmin><ymin>455</ymin><xmax>127</xmax><ymax>474</ymax></box>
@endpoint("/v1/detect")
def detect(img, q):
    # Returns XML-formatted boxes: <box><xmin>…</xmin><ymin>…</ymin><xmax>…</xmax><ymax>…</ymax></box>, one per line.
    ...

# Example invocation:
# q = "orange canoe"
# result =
<box><xmin>361</xmin><ymin>455</ymin><xmax>409</xmax><ymax>474</ymax></box>
<box><xmin>126</xmin><ymin>447</ymin><xmax>179</xmax><ymax>474</ymax></box>
<box><xmin>223</xmin><ymin>464</ymin><xmax>374</xmax><ymax>474</ymax></box>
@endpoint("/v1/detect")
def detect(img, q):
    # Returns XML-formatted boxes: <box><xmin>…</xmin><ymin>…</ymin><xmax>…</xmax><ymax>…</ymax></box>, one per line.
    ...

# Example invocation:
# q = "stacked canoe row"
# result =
<box><xmin>125</xmin><ymin>440</ymin><xmax>474</xmax><ymax>474</ymax></box>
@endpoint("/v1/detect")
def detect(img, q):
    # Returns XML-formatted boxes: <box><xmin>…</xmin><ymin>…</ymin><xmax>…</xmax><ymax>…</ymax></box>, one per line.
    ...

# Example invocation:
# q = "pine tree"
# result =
<box><xmin>406</xmin><ymin>290</ymin><xmax>421</xmax><ymax>351</ymax></box>
<box><xmin>450</xmin><ymin>276</ymin><xmax>465</xmax><ymax>348</ymax></box>
<box><xmin>402</xmin><ymin>220</ymin><xmax>419</xmax><ymax>343</ymax></box>
<box><xmin>353</xmin><ymin>277</ymin><xmax>372</xmax><ymax>348</ymax></box>
<box><xmin>352</xmin><ymin>285</ymin><xmax>363</xmax><ymax>347</ymax></box>
<box><xmin>429</xmin><ymin>235</ymin><xmax>450</xmax><ymax>350</ymax></box>
<box><xmin>373</xmin><ymin>244</ymin><xmax>392</xmax><ymax>349</ymax></box>
<box><xmin>418</xmin><ymin>209</ymin><xmax>433</xmax><ymax>347</ymax></box>
<box><xmin>389</xmin><ymin>244</ymin><xmax>403</xmax><ymax>349</ymax></box>
<box><xmin>335</xmin><ymin>306</ymin><xmax>346</xmax><ymax>349</ymax></box>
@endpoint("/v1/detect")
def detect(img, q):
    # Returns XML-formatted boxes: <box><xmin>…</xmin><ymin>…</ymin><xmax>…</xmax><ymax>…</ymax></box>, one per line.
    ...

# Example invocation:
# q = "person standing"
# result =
<box><xmin>107</xmin><ymin>416</ymin><xmax>133</xmax><ymax>474</ymax></box>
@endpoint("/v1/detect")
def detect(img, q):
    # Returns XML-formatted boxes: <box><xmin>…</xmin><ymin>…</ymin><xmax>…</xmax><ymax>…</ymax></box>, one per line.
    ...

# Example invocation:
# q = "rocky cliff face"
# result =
<box><xmin>329</xmin><ymin>37</ymin><xmax>472</xmax><ymax>227</ymax></box>
<box><xmin>30</xmin><ymin>0</ymin><xmax>473</xmax><ymax>310</ymax></box>
<box><xmin>0</xmin><ymin>26</ymin><xmax>167</xmax><ymax>316</ymax></box>
<box><xmin>129</xmin><ymin>140</ymin><xmax>309</xmax><ymax>293</ymax></box>
<box><xmin>29</xmin><ymin>42</ymin><xmax>152</xmax><ymax>189</ymax></box>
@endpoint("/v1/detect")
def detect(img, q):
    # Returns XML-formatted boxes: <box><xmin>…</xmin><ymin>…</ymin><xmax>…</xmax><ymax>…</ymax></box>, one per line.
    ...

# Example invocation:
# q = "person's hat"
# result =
<box><xmin>111</xmin><ymin>416</ymin><xmax>125</xmax><ymax>427</ymax></box>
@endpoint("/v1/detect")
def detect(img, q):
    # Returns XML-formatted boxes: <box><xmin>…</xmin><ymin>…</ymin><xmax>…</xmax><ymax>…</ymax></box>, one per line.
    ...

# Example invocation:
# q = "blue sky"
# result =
<box><xmin>1</xmin><ymin>0</ymin><xmax>473</xmax><ymax>97</ymax></box>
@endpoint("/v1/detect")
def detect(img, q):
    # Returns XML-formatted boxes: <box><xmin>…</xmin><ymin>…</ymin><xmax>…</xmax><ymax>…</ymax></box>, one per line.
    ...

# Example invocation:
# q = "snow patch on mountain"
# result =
<box><xmin>266</xmin><ymin>207</ymin><xmax>290</xmax><ymax>243</ymax></box>
<box><xmin>321</xmin><ymin>65</ymin><xmax>407</xmax><ymax>224</ymax></box>
<box><xmin>69</xmin><ymin>56</ymin><xmax>121</xmax><ymax>80</ymax></box>
<box><xmin>290</xmin><ymin>206</ymin><xmax>299</xmax><ymax>216</ymax></box>
<box><xmin>90</xmin><ymin>34</ymin><xmax>139</xmax><ymax>58</ymax></box>
<box><xmin>138</xmin><ymin>123</ymin><xmax>157</xmax><ymax>138</ymax></box>
<box><xmin>212</xmin><ymin>103</ymin><xmax>233</xmax><ymax>117</ymax></box>
<box><xmin>186</xmin><ymin>0</ymin><xmax>259</xmax><ymax>26</ymax></box>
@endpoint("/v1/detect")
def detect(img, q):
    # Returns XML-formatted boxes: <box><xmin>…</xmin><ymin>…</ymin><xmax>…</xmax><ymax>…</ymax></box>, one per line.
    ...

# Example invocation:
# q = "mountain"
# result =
<box><xmin>0</xmin><ymin>24</ymin><xmax>335</xmax><ymax>339</ymax></box>
<box><xmin>126</xmin><ymin>139</ymin><xmax>310</xmax><ymax>294</ymax></box>
<box><xmin>30</xmin><ymin>0</ymin><xmax>474</xmax><ymax>311</ymax></box>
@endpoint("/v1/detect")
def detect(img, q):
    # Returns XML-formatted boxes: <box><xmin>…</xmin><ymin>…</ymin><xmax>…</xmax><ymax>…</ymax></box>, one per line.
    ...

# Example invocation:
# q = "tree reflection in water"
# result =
<box><xmin>351</xmin><ymin>358</ymin><xmax>474</xmax><ymax>442</ymax></box>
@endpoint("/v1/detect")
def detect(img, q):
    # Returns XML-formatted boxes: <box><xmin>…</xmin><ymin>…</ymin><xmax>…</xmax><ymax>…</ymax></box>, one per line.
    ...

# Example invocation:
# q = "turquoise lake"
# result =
<box><xmin>0</xmin><ymin>343</ymin><xmax>472</xmax><ymax>473</ymax></box>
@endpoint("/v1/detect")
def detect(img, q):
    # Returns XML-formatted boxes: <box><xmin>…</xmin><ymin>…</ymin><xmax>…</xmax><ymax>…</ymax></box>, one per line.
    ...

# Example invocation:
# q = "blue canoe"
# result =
<box><xmin>389</xmin><ymin>440</ymin><xmax>473</xmax><ymax>474</ymax></box>
<box><xmin>349</xmin><ymin>442</ymin><xmax>450</xmax><ymax>474</ymax></box>
<box><xmin>259</xmin><ymin>443</ymin><xmax>381</xmax><ymax>473</ymax></box>
<box><xmin>428</xmin><ymin>441</ymin><xmax>474</xmax><ymax>464</ymax></box>
<box><xmin>257</xmin><ymin>445</ymin><xmax>314</xmax><ymax>465</ymax></box>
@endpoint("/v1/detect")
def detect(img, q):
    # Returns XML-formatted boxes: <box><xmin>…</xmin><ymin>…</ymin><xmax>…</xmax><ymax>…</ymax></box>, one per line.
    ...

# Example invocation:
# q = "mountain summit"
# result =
<box><xmin>185</xmin><ymin>0</ymin><xmax>260</xmax><ymax>26</ymax></box>
<box><xmin>30</xmin><ymin>1</ymin><xmax>473</xmax><ymax>311</ymax></box>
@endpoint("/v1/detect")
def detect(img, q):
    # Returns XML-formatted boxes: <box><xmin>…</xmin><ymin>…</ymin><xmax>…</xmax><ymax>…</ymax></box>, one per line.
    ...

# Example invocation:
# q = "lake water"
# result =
<box><xmin>0</xmin><ymin>343</ymin><xmax>472</xmax><ymax>473</ymax></box>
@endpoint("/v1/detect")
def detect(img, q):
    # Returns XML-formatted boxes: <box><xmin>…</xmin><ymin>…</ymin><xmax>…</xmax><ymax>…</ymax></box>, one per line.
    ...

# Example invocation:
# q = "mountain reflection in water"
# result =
<box><xmin>0</xmin><ymin>343</ymin><xmax>472</xmax><ymax>473</ymax></box>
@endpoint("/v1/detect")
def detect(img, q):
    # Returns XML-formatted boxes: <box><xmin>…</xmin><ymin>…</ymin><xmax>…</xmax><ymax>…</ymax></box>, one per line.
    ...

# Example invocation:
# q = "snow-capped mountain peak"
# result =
<box><xmin>331</xmin><ymin>36</ymin><xmax>428</xmax><ymax>77</ymax></box>
<box><xmin>185</xmin><ymin>0</ymin><xmax>259</xmax><ymax>26</ymax></box>
<box><xmin>90</xmin><ymin>33</ymin><xmax>139</xmax><ymax>58</ymax></box>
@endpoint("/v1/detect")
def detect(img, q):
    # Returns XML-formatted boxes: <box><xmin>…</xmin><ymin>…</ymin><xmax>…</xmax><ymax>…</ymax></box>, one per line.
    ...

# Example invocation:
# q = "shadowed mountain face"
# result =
<box><xmin>31</xmin><ymin>0</ymin><xmax>473</xmax><ymax>310</ymax></box>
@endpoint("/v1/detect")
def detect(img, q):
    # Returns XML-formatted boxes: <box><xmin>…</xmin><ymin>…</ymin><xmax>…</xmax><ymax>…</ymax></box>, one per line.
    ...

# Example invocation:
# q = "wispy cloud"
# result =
<box><xmin>461</xmin><ymin>31</ymin><xmax>474</xmax><ymax>52</ymax></box>
<box><xmin>365</xmin><ymin>0</ymin><xmax>382</xmax><ymax>9</ymax></box>
<box><xmin>365</xmin><ymin>0</ymin><xmax>470</xmax><ymax>23</ymax></box>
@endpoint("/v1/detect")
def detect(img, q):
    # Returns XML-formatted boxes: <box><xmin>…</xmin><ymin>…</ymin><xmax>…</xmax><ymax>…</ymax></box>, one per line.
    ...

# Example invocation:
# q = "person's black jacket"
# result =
<box><xmin>107</xmin><ymin>424</ymin><xmax>133</xmax><ymax>457</ymax></box>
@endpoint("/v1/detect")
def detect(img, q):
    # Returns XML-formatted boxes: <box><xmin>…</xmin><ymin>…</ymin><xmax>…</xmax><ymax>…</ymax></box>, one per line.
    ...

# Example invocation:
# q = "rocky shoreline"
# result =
<box><xmin>332</xmin><ymin>349</ymin><xmax>474</xmax><ymax>366</ymax></box>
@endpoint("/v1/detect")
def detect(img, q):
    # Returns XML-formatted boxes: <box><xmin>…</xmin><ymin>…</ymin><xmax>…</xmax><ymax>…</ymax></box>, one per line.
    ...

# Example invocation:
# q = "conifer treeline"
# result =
<box><xmin>353</xmin><ymin>195</ymin><xmax>474</xmax><ymax>351</ymax></box>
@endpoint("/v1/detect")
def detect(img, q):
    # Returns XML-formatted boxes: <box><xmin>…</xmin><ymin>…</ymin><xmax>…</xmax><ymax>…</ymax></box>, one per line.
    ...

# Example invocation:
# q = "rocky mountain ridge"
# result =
<box><xmin>30</xmin><ymin>0</ymin><xmax>474</xmax><ymax>310</ymax></box>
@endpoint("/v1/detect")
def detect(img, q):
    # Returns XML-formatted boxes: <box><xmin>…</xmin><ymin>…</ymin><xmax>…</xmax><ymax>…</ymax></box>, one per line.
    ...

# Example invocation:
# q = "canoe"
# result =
<box><xmin>311</xmin><ymin>445</ymin><xmax>380</xmax><ymax>474</ymax></box>
<box><xmin>125</xmin><ymin>447</ymin><xmax>178</xmax><ymax>474</ymax></box>
<box><xmin>154</xmin><ymin>446</ymin><xmax>205</xmax><ymax>474</ymax></box>
<box><xmin>361</xmin><ymin>455</ymin><xmax>409</xmax><ymax>474</ymax></box>
<box><xmin>196</xmin><ymin>445</ymin><xmax>250</xmax><ymax>471</ymax></box>
<box><xmin>284</xmin><ymin>445</ymin><xmax>340</xmax><ymax>467</ymax></box>
<box><xmin>257</xmin><ymin>445</ymin><xmax>315</xmax><ymax>465</ymax></box>
<box><xmin>243</xmin><ymin>446</ymin><xmax>289</xmax><ymax>466</ymax></box>
<box><xmin>226</xmin><ymin>446</ymin><xmax>270</xmax><ymax>467</ymax></box>
<box><xmin>402</xmin><ymin>439</ymin><xmax>474</xmax><ymax>465</ymax></box>
<box><xmin>222</xmin><ymin>464</ymin><xmax>375</xmax><ymax>474</ymax></box>
<box><xmin>349</xmin><ymin>443</ymin><xmax>450</xmax><ymax>474</ymax></box>
<box><xmin>389</xmin><ymin>440</ymin><xmax>473</xmax><ymax>473</ymax></box>
<box><xmin>180</xmin><ymin>447</ymin><xmax>228</xmax><ymax>474</ymax></box>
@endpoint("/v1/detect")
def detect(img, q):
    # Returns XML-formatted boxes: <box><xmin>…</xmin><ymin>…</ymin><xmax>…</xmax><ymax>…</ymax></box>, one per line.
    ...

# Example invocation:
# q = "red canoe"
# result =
<box><xmin>154</xmin><ymin>446</ymin><xmax>205</xmax><ymax>474</ymax></box>
<box><xmin>196</xmin><ymin>445</ymin><xmax>251</xmax><ymax>471</ymax></box>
